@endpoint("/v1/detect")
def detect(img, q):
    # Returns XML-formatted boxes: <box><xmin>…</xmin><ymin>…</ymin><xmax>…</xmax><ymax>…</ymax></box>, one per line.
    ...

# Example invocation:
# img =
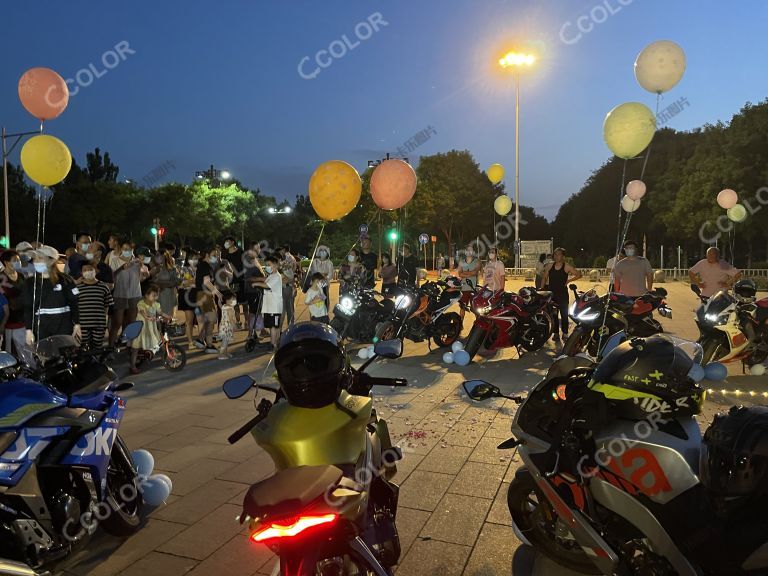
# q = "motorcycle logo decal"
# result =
<box><xmin>0</xmin><ymin>403</ymin><xmax>58</xmax><ymax>427</ymax></box>
<box><xmin>633</xmin><ymin>396</ymin><xmax>674</xmax><ymax>414</ymax></box>
<box><xmin>649</xmin><ymin>370</ymin><xmax>664</xmax><ymax>380</ymax></box>
<box><xmin>2</xmin><ymin>428</ymin><xmax>61</xmax><ymax>460</ymax></box>
<box><xmin>70</xmin><ymin>427</ymin><xmax>116</xmax><ymax>458</ymax></box>
<box><xmin>603</xmin><ymin>447</ymin><xmax>672</xmax><ymax>497</ymax></box>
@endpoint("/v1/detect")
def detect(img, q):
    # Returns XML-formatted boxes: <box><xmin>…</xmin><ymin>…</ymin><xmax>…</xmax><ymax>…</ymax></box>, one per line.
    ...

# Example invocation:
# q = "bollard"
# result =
<box><xmin>589</xmin><ymin>269</ymin><xmax>600</xmax><ymax>282</ymax></box>
<box><xmin>653</xmin><ymin>269</ymin><xmax>666</xmax><ymax>283</ymax></box>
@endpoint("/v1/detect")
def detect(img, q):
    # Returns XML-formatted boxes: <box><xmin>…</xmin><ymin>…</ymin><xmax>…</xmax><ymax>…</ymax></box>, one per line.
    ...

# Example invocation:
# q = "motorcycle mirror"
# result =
<box><xmin>690</xmin><ymin>284</ymin><xmax>701</xmax><ymax>296</ymax></box>
<box><xmin>655</xmin><ymin>287</ymin><xmax>668</xmax><ymax>297</ymax></box>
<box><xmin>462</xmin><ymin>380</ymin><xmax>502</xmax><ymax>401</ymax></box>
<box><xmin>568</xmin><ymin>283</ymin><xmax>577</xmax><ymax>290</ymax></box>
<box><xmin>0</xmin><ymin>352</ymin><xmax>17</xmax><ymax>370</ymax></box>
<box><xmin>374</xmin><ymin>339</ymin><xmax>403</xmax><ymax>359</ymax></box>
<box><xmin>223</xmin><ymin>375</ymin><xmax>256</xmax><ymax>399</ymax></box>
<box><xmin>122</xmin><ymin>321</ymin><xmax>144</xmax><ymax>342</ymax></box>
<box><xmin>658</xmin><ymin>306</ymin><xmax>672</xmax><ymax>319</ymax></box>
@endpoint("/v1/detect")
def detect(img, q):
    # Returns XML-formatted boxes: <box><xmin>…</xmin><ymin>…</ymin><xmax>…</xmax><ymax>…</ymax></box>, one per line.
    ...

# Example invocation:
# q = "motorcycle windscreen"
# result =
<box><xmin>705</xmin><ymin>292</ymin><xmax>735</xmax><ymax>317</ymax></box>
<box><xmin>253</xmin><ymin>390</ymin><xmax>372</xmax><ymax>469</ymax></box>
<box><xmin>0</xmin><ymin>378</ymin><xmax>67</xmax><ymax>428</ymax></box>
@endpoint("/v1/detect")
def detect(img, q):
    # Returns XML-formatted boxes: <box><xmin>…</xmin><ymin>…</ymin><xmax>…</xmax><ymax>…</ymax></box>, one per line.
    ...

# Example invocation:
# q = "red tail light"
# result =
<box><xmin>250</xmin><ymin>513</ymin><xmax>338</xmax><ymax>543</ymax></box>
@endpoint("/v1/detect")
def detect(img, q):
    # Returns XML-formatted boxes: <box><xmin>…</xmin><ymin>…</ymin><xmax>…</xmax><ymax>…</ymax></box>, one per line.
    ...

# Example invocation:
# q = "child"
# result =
<box><xmin>77</xmin><ymin>263</ymin><xmax>114</xmax><ymax>349</ymax></box>
<box><xmin>218</xmin><ymin>289</ymin><xmax>236</xmax><ymax>359</ymax></box>
<box><xmin>304</xmin><ymin>272</ymin><xmax>329</xmax><ymax>323</ymax></box>
<box><xmin>130</xmin><ymin>284</ymin><xmax>172</xmax><ymax>373</ymax></box>
<box><xmin>261</xmin><ymin>255</ymin><xmax>284</xmax><ymax>350</ymax></box>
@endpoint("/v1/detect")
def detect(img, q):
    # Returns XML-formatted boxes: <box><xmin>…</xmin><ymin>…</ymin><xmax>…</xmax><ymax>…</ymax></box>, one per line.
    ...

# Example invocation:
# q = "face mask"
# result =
<box><xmin>224</xmin><ymin>241</ymin><xmax>232</xmax><ymax>249</ymax></box>
<box><xmin>489</xmin><ymin>253</ymin><xmax>496</xmax><ymax>260</ymax></box>
<box><xmin>189</xmin><ymin>259</ymin><xmax>198</xmax><ymax>267</ymax></box>
<box><xmin>20</xmin><ymin>254</ymin><xmax>31</xmax><ymax>264</ymax></box>
<box><xmin>319</xmin><ymin>251</ymin><xmax>327</xmax><ymax>259</ymax></box>
<box><xmin>209</xmin><ymin>256</ymin><xmax>218</xmax><ymax>264</ymax></box>
<box><xmin>34</xmin><ymin>262</ymin><xmax>48</xmax><ymax>273</ymax></box>
<box><xmin>348</xmin><ymin>255</ymin><xmax>356</xmax><ymax>262</ymax></box>
<box><xmin>12</xmin><ymin>261</ymin><xmax>22</xmax><ymax>271</ymax></box>
<box><xmin>85</xmin><ymin>253</ymin><xmax>95</xmax><ymax>261</ymax></box>
<box><xmin>122</xmin><ymin>250</ymin><xmax>133</xmax><ymax>258</ymax></box>
<box><xmin>624</xmin><ymin>247</ymin><xmax>636</xmax><ymax>257</ymax></box>
<box><xmin>142</xmin><ymin>256</ymin><xmax>151</xmax><ymax>264</ymax></box>
<box><xmin>264</xmin><ymin>265</ymin><xmax>273</xmax><ymax>274</ymax></box>
<box><xmin>83</xmin><ymin>270</ymin><xmax>96</xmax><ymax>280</ymax></box>
<box><xmin>80</xmin><ymin>242</ymin><xmax>90</xmax><ymax>252</ymax></box>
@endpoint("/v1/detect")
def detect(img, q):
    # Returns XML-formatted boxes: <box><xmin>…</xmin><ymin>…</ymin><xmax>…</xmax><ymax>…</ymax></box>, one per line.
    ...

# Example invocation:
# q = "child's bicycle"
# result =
<box><xmin>135</xmin><ymin>319</ymin><xmax>187</xmax><ymax>371</ymax></box>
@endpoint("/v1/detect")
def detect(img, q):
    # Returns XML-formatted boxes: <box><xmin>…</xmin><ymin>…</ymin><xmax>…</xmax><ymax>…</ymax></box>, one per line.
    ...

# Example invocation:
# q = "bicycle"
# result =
<box><xmin>135</xmin><ymin>319</ymin><xmax>187</xmax><ymax>371</ymax></box>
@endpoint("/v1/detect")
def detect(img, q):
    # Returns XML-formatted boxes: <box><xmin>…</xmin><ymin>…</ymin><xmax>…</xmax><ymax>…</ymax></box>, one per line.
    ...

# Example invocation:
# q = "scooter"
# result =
<box><xmin>222</xmin><ymin>338</ymin><xmax>407</xmax><ymax>575</ymax></box>
<box><xmin>462</xmin><ymin>336</ymin><xmax>768</xmax><ymax>575</ymax></box>
<box><xmin>0</xmin><ymin>322</ymin><xmax>145</xmax><ymax>574</ymax></box>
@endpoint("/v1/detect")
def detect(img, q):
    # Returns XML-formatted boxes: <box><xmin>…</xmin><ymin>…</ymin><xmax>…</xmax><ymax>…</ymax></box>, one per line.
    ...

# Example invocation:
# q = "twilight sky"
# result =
<box><xmin>3</xmin><ymin>0</ymin><xmax>767</xmax><ymax>220</ymax></box>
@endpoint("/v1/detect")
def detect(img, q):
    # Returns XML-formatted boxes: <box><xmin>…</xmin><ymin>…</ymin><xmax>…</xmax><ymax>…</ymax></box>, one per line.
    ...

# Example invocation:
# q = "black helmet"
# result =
<box><xmin>274</xmin><ymin>322</ymin><xmax>345</xmax><ymax>408</ymax></box>
<box><xmin>589</xmin><ymin>335</ymin><xmax>704</xmax><ymax>419</ymax></box>
<box><xmin>519</xmin><ymin>287</ymin><xmax>535</xmax><ymax>305</ymax></box>
<box><xmin>734</xmin><ymin>279</ymin><xmax>756</xmax><ymax>302</ymax></box>
<box><xmin>701</xmin><ymin>406</ymin><xmax>768</xmax><ymax>503</ymax></box>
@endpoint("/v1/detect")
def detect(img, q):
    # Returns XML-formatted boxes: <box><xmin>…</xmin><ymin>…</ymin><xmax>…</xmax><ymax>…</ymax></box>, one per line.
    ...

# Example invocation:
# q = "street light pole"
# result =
<box><xmin>514</xmin><ymin>71</ymin><xmax>521</xmax><ymax>270</ymax></box>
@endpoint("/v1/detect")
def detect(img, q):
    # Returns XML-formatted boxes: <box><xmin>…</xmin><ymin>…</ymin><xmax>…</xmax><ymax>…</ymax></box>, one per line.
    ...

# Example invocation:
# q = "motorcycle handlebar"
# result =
<box><xmin>228</xmin><ymin>399</ymin><xmax>272</xmax><ymax>444</ymax></box>
<box><xmin>359</xmin><ymin>374</ymin><xmax>408</xmax><ymax>387</ymax></box>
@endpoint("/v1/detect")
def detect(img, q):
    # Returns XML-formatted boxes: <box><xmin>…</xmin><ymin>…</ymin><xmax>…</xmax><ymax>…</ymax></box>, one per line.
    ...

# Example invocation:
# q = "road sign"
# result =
<box><xmin>431</xmin><ymin>235</ymin><xmax>437</xmax><ymax>243</ymax></box>
<box><xmin>419</xmin><ymin>233</ymin><xmax>429</xmax><ymax>245</ymax></box>
<box><xmin>359</xmin><ymin>224</ymin><xmax>368</xmax><ymax>235</ymax></box>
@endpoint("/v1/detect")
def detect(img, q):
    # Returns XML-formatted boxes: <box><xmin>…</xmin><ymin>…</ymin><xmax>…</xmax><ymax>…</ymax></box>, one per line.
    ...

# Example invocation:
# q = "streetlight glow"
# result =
<box><xmin>220</xmin><ymin>170</ymin><xmax>231</xmax><ymax>180</ymax></box>
<box><xmin>499</xmin><ymin>51</ymin><xmax>535</xmax><ymax>68</ymax></box>
<box><xmin>284</xmin><ymin>206</ymin><xmax>292</xmax><ymax>213</ymax></box>
<box><xmin>268</xmin><ymin>207</ymin><xmax>276</xmax><ymax>214</ymax></box>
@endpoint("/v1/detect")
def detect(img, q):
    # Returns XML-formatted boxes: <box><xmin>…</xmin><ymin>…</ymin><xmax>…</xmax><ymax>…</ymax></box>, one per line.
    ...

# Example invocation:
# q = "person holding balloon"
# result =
<box><xmin>688</xmin><ymin>247</ymin><xmax>741</xmax><ymax>298</ymax></box>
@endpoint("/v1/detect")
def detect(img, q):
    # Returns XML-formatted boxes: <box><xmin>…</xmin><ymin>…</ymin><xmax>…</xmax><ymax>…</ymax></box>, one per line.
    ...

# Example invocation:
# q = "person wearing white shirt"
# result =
<box><xmin>304</xmin><ymin>272</ymin><xmax>329</xmax><ymax>323</ymax></box>
<box><xmin>261</xmin><ymin>255</ymin><xmax>284</xmax><ymax>349</ymax></box>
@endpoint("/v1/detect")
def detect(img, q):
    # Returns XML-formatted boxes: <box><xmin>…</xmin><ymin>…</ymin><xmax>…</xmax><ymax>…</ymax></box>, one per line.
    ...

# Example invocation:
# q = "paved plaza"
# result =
<box><xmin>59</xmin><ymin>279</ymin><xmax>767</xmax><ymax>576</ymax></box>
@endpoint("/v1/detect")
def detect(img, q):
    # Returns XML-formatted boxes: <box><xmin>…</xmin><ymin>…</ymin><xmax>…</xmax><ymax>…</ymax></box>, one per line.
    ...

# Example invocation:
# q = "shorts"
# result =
<box><xmin>113</xmin><ymin>297</ymin><xmax>141</xmax><ymax>311</ymax></box>
<box><xmin>178</xmin><ymin>288</ymin><xmax>197</xmax><ymax>311</ymax></box>
<box><xmin>197</xmin><ymin>292</ymin><xmax>216</xmax><ymax>314</ymax></box>
<box><xmin>263</xmin><ymin>313</ymin><xmax>281</xmax><ymax>328</ymax></box>
<box><xmin>234</xmin><ymin>282</ymin><xmax>248</xmax><ymax>304</ymax></box>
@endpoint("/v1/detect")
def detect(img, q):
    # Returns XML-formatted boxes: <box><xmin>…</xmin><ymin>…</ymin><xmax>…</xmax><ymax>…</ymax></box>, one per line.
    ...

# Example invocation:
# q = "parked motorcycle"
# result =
<box><xmin>374</xmin><ymin>278</ymin><xmax>463</xmax><ymax>349</ymax></box>
<box><xmin>562</xmin><ymin>283</ymin><xmax>671</xmax><ymax>357</ymax></box>
<box><xmin>222</xmin><ymin>323</ymin><xmax>407</xmax><ymax>575</ymax></box>
<box><xmin>330</xmin><ymin>279</ymin><xmax>393</xmax><ymax>342</ymax></box>
<box><xmin>463</xmin><ymin>334</ymin><xmax>768</xmax><ymax>575</ymax></box>
<box><xmin>463</xmin><ymin>286</ymin><xmax>554</xmax><ymax>361</ymax></box>
<box><xmin>692</xmin><ymin>281</ymin><xmax>768</xmax><ymax>366</ymax></box>
<box><xmin>0</xmin><ymin>322</ymin><xmax>145</xmax><ymax>574</ymax></box>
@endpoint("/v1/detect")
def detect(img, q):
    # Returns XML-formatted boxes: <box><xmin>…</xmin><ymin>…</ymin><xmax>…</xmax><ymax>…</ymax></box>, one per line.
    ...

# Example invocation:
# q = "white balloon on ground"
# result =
<box><xmin>131</xmin><ymin>450</ymin><xmax>154</xmax><ymax>477</ymax></box>
<box><xmin>357</xmin><ymin>348</ymin><xmax>369</xmax><ymax>360</ymax></box>
<box><xmin>153</xmin><ymin>474</ymin><xmax>173</xmax><ymax>493</ymax></box>
<box><xmin>442</xmin><ymin>352</ymin><xmax>454</xmax><ymax>364</ymax></box>
<box><xmin>367</xmin><ymin>345</ymin><xmax>375</xmax><ymax>357</ymax></box>
<box><xmin>626</xmin><ymin>180</ymin><xmax>647</xmax><ymax>201</ymax></box>
<box><xmin>621</xmin><ymin>195</ymin><xmax>642</xmax><ymax>213</ymax></box>
<box><xmin>750</xmin><ymin>364</ymin><xmax>766</xmax><ymax>376</ymax></box>
<box><xmin>451</xmin><ymin>341</ymin><xmax>465</xmax><ymax>353</ymax></box>
<box><xmin>634</xmin><ymin>40</ymin><xmax>686</xmax><ymax>94</ymax></box>
<box><xmin>704</xmin><ymin>362</ymin><xmax>728</xmax><ymax>381</ymax></box>
<box><xmin>142</xmin><ymin>475</ymin><xmax>171</xmax><ymax>506</ymax></box>
<box><xmin>687</xmin><ymin>363</ymin><xmax>705</xmax><ymax>383</ymax></box>
<box><xmin>454</xmin><ymin>350</ymin><xmax>471</xmax><ymax>366</ymax></box>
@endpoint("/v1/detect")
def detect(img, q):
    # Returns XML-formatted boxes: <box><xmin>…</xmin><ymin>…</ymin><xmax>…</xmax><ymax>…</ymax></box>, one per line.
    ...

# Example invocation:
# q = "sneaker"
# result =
<box><xmin>204</xmin><ymin>346</ymin><xmax>218</xmax><ymax>354</ymax></box>
<box><xmin>129</xmin><ymin>365</ymin><xmax>141</xmax><ymax>375</ymax></box>
<box><xmin>188</xmin><ymin>343</ymin><xmax>197</xmax><ymax>351</ymax></box>
<box><xmin>193</xmin><ymin>339</ymin><xmax>205</xmax><ymax>349</ymax></box>
<box><xmin>218</xmin><ymin>353</ymin><xmax>233</xmax><ymax>360</ymax></box>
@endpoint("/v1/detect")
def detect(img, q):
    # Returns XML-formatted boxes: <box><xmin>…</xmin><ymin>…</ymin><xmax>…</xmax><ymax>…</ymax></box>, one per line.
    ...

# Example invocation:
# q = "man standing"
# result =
<box><xmin>398</xmin><ymin>244</ymin><xmax>419</xmax><ymax>287</ymax></box>
<box><xmin>277</xmin><ymin>246</ymin><xmax>298</xmax><ymax>328</ymax></box>
<box><xmin>437</xmin><ymin>253</ymin><xmax>445</xmax><ymax>278</ymax></box>
<box><xmin>68</xmin><ymin>232</ymin><xmax>92</xmax><ymax>280</ymax></box>
<box><xmin>358</xmin><ymin>235</ymin><xmax>378</xmax><ymax>289</ymax></box>
<box><xmin>689</xmin><ymin>247</ymin><xmax>741</xmax><ymax>298</ymax></box>
<box><xmin>613</xmin><ymin>240</ymin><xmax>653</xmax><ymax>297</ymax></box>
<box><xmin>222</xmin><ymin>236</ymin><xmax>246</xmax><ymax>328</ymax></box>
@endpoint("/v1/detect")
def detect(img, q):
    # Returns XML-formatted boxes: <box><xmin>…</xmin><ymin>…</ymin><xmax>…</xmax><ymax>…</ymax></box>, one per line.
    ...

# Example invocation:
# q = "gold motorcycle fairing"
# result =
<box><xmin>252</xmin><ymin>390</ymin><xmax>373</xmax><ymax>469</ymax></box>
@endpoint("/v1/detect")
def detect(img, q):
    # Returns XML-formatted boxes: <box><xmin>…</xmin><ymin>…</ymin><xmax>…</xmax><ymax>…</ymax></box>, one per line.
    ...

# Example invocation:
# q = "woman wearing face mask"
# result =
<box><xmin>0</xmin><ymin>250</ymin><xmax>29</xmax><ymax>354</ymax></box>
<box><xmin>483</xmin><ymin>247</ymin><xmax>506</xmax><ymax>292</ymax></box>
<box><xmin>378</xmin><ymin>253</ymin><xmax>398</xmax><ymax>297</ymax></box>
<box><xmin>150</xmin><ymin>251</ymin><xmax>179</xmax><ymax>316</ymax></box>
<box><xmin>307</xmin><ymin>245</ymin><xmax>333</xmax><ymax>305</ymax></box>
<box><xmin>76</xmin><ymin>262</ymin><xmax>114</xmax><ymax>349</ymax></box>
<box><xmin>540</xmin><ymin>247</ymin><xmax>582</xmax><ymax>343</ymax></box>
<box><xmin>108</xmin><ymin>239</ymin><xmax>147</xmax><ymax>346</ymax></box>
<box><xmin>178</xmin><ymin>250</ymin><xmax>199</xmax><ymax>349</ymax></box>
<box><xmin>339</xmin><ymin>249</ymin><xmax>363</xmax><ymax>296</ymax></box>
<box><xmin>22</xmin><ymin>245</ymin><xmax>80</xmax><ymax>344</ymax></box>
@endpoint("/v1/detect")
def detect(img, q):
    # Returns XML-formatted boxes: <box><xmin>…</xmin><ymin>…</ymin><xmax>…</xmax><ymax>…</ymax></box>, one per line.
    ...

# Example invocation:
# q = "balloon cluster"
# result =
<box><xmin>687</xmin><ymin>361</ymin><xmax>727</xmax><ymax>383</ymax></box>
<box><xmin>17</xmin><ymin>68</ymin><xmax>73</xmax><ymax>192</ymax></box>
<box><xmin>443</xmin><ymin>341</ymin><xmax>470</xmax><ymax>366</ymax></box>
<box><xmin>357</xmin><ymin>345</ymin><xmax>376</xmax><ymax>360</ymax></box>
<box><xmin>717</xmin><ymin>188</ymin><xmax>747</xmax><ymax>223</ymax></box>
<box><xmin>604</xmin><ymin>40</ymin><xmax>687</xmax><ymax>214</ymax></box>
<box><xmin>486</xmin><ymin>164</ymin><xmax>512</xmax><ymax>216</ymax></box>
<box><xmin>131</xmin><ymin>449</ymin><xmax>173</xmax><ymax>507</ymax></box>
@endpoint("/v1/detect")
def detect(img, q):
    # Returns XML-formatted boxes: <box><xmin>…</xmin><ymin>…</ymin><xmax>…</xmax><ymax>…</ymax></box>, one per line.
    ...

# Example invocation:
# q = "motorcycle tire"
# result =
<box><xmin>375</xmin><ymin>321</ymin><xmax>398</xmax><ymax>343</ymax></box>
<box><xmin>463</xmin><ymin>324</ymin><xmax>487</xmax><ymax>361</ymax></box>
<box><xmin>330</xmin><ymin>317</ymin><xmax>347</xmax><ymax>338</ymax></box>
<box><xmin>164</xmin><ymin>344</ymin><xmax>187</xmax><ymax>371</ymax></box>
<box><xmin>432</xmin><ymin>312</ymin><xmax>462</xmax><ymax>348</ymax></box>
<box><xmin>562</xmin><ymin>327</ymin><xmax>590</xmax><ymax>357</ymax></box>
<box><xmin>520</xmin><ymin>312</ymin><xmax>552</xmax><ymax>352</ymax></box>
<box><xmin>701</xmin><ymin>337</ymin><xmax>727</xmax><ymax>365</ymax></box>
<box><xmin>100</xmin><ymin>435</ymin><xmax>143</xmax><ymax>537</ymax></box>
<box><xmin>508</xmin><ymin>469</ymin><xmax>601</xmax><ymax>575</ymax></box>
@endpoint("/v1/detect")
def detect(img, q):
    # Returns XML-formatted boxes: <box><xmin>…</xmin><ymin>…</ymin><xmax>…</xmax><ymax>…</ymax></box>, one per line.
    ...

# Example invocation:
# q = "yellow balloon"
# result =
<box><xmin>308</xmin><ymin>160</ymin><xmax>362</xmax><ymax>221</ymax></box>
<box><xmin>494</xmin><ymin>195</ymin><xmax>513</xmax><ymax>216</ymax></box>
<box><xmin>603</xmin><ymin>102</ymin><xmax>656</xmax><ymax>159</ymax></box>
<box><xmin>727</xmin><ymin>203</ymin><xmax>747</xmax><ymax>223</ymax></box>
<box><xmin>20</xmin><ymin>134</ymin><xmax>72</xmax><ymax>187</ymax></box>
<box><xmin>487</xmin><ymin>163</ymin><xmax>505</xmax><ymax>184</ymax></box>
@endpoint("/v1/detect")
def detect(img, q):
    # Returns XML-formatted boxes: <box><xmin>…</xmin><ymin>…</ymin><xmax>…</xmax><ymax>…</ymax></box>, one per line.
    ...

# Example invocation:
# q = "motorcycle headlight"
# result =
<box><xmin>395</xmin><ymin>295</ymin><xmax>411</xmax><ymax>309</ymax></box>
<box><xmin>340</xmin><ymin>297</ymin><xmax>356</xmax><ymax>313</ymax></box>
<box><xmin>568</xmin><ymin>302</ymin><xmax>576</xmax><ymax>317</ymax></box>
<box><xmin>475</xmin><ymin>305</ymin><xmax>491</xmax><ymax>316</ymax></box>
<box><xmin>704</xmin><ymin>312</ymin><xmax>729</xmax><ymax>326</ymax></box>
<box><xmin>576</xmin><ymin>310</ymin><xmax>600</xmax><ymax>322</ymax></box>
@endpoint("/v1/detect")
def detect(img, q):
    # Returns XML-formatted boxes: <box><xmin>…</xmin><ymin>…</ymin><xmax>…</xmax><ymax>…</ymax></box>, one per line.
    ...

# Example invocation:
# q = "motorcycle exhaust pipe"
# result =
<box><xmin>0</xmin><ymin>559</ymin><xmax>48</xmax><ymax>576</ymax></box>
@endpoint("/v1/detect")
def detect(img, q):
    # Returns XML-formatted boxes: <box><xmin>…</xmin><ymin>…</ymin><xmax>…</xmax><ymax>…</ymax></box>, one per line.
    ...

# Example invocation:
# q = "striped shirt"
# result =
<box><xmin>77</xmin><ymin>282</ymin><xmax>114</xmax><ymax>328</ymax></box>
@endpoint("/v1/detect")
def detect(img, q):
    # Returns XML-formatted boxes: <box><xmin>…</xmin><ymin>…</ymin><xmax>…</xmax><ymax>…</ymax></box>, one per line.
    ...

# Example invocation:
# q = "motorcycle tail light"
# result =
<box><xmin>552</xmin><ymin>384</ymin><xmax>567</xmax><ymax>402</ymax></box>
<box><xmin>250</xmin><ymin>513</ymin><xmax>338</xmax><ymax>543</ymax></box>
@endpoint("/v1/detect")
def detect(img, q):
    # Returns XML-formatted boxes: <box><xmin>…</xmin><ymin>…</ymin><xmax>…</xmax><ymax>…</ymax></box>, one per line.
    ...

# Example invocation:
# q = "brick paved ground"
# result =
<box><xmin>56</xmin><ymin>279</ymin><xmax>766</xmax><ymax>576</ymax></box>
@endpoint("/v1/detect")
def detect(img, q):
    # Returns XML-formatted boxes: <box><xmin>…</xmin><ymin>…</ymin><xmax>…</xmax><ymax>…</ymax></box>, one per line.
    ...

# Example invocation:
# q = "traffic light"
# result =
<box><xmin>0</xmin><ymin>236</ymin><xmax>8</xmax><ymax>249</ymax></box>
<box><xmin>151</xmin><ymin>227</ymin><xmax>158</xmax><ymax>235</ymax></box>
<box><xmin>388</xmin><ymin>229</ymin><xmax>398</xmax><ymax>241</ymax></box>
<box><xmin>158</xmin><ymin>227</ymin><xmax>166</xmax><ymax>236</ymax></box>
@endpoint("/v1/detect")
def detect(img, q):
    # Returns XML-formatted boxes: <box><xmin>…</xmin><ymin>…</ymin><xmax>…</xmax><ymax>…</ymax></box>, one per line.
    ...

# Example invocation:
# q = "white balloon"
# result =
<box><xmin>442</xmin><ymin>352</ymin><xmax>454</xmax><ymax>364</ymax></box>
<box><xmin>367</xmin><ymin>345</ymin><xmax>375</xmax><ymax>357</ymax></box>
<box><xmin>451</xmin><ymin>341</ymin><xmax>465</xmax><ymax>353</ymax></box>
<box><xmin>621</xmin><ymin>195</ymin><xmax>642</xmax><ymax>213</ymax></box>
<box><xmin>357</xmin><ymin>348</ymin><xmax>369</xmax><ymax>360</ymax></box>
<box><xmin>750</xmin><ymin>364</ymin><xmax>766</xmax><ymax>376</ymax></box>
<box><xmin>687</xmin><ymin>363</ymin><xmax>705</xmax><ymax>383</ymax></box>
<box><xmin>634</xmin><ymin>40</ymin><xmax>686</xmax><ymax>94</ymax></box>
<box><xmin>626</xmin><ymin>180</ymin><xmax>647</xmax><ymax>201</ymax></box>
<box><xmin>142</xmin><ymin>476</ymin><xmax>171</xmax><ymax>506</ymax></box>
<box><xmin>153</xmin><ymin>474</ymin><xmax>173</xmax><ymax>493</ymax></box>
<box><xmin>131</xmin><ymin>450</ymin><xmax>155</xmax><ymax>477</ymax></box>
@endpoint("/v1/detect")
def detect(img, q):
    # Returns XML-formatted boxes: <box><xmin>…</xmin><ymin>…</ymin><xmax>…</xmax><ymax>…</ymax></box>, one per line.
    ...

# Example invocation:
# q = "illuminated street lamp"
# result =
<box><xmin>195</xmin><ymin>164</ymin><xmax>232</xmax><ymax>187</ymax></box>
<box><xmin>268</xmin><ymin>206</ymin><xmax>292</xmax><ymax>215</ymax></box>
<box><xmin>499</xmin><ymin>50</ymin><xmax>535</xmax><ymax>270</ymax></box>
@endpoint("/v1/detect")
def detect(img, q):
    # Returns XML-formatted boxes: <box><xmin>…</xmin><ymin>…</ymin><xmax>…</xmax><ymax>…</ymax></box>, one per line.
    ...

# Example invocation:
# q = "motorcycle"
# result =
<box><xmin>691</xmin><ymin>284</ymin><xmax>768</xmax><ymax>366</ymax></box>
<box><xmin>463</xmin><ymin>336</ymin><xmax>768</xmax><ymax>575</ymax></box>
<box><xmin>222</xmin><ymin>337</ymin><xmax>407</xmax><ymax>575</ymax></box>
<box><xmin>562</xmin><ymin>284</ymin><xmax>671</xmax><ymax>357</ymax></box>
<box><xmin>0</xmin><ymin>322</ymin><xmax>145</xmax><ymax>574</ymax></box>
<box><xmin>463</xmin><ymin>286</ymin><xmax>554</xmax><ymax>361</ymax></box>
<box><xmin>374</xmin><ymin>278</ymin><xmax>463</xmax><ymax>349</ymax></box>
<box><xmin>330</xmin><ymin>279</ymin><xmax>393</xmax><ymax>343</ymax></box>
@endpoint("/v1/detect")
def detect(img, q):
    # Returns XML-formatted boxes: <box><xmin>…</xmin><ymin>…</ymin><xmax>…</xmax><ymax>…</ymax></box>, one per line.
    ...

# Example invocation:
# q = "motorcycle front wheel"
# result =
<box><xmin>701</xmin><ymin>337</ymin><xmax>727</xmax><ymax>364</ymax></box>
<box><xmin>463</xmin><ymin>324</ymin><xmax>487</xmax><ymax>360</ymax></box>
<box><xmin>562</xmin><ymin>327</ymin><xmax>590</xmax><ymax>357</ymax></box>
<box><xmin>100</xmin><ymin>435</ymin><xmax>143</xmax><ymax>537</ymax></box>
<box><xmin>520</xmin><ymin>312</ymin><xmax>552</xmax><ymax>352</ymax></box>
<box><xmin>432</xmin><ymin>312</ymin><xmax>462</xmax><ymax>348</ymax></box>
<box><xmin>330</xmin><ymin>316</ymin><xmax>347</xmax><ymax>338</ymax></box>
<box><xmin>508</xmin><ymin>469</ymin><xmax>601</xmax><ymax>575</ymax></box>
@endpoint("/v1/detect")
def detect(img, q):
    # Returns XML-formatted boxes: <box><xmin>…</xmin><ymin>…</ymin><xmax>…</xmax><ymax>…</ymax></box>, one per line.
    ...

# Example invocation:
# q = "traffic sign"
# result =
<box><xmin>359</xmin><ymin>224</ymin><xmax>368</xmax><ymax>235</ymax></box>
<box><xmin>419</xmin><ymin>233</ymin><xmax>429</xmax><ymax>245</ymax></box>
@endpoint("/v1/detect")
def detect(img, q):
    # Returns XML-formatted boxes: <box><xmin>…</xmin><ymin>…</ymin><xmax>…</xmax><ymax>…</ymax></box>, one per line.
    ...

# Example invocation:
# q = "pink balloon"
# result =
<box><xmin>370</xmin><ymin>159</ymin><xmax>417</xmax><ymax>210</ymax></box>
<box><xmin>18</xmin><ymin>68</ymin><xmax>69</xmax><ymax>121</ymax></box>
<box><xmin>717</xmin><ymin>189</ymin><xmax>738</xmax><ymax>209</ymax></box>
<box><xmin>626</xmin><ymin>180</ymin><xmax>647</xmax><ymax>201</ymax></box>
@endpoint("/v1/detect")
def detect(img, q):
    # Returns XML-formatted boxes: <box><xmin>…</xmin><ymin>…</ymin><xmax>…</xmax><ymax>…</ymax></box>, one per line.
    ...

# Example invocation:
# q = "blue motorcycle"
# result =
<box><xmin>0</xmin><ymin>322</ymin><xmax>144</xmax><ymax>575</ymax></box>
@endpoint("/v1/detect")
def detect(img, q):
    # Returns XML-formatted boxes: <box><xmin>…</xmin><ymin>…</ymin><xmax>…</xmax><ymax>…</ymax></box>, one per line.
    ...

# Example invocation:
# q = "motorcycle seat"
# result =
<box><xmin>537</xmin><ymin>291</ymin><xmax>552</xmax><ymax>298</ymax></box>
<box><xmin>243</xmin><ymin>465</ymin><xmax>343</xmax><ymax>519</ymax></box>
<box><xmin>757</xmin><ymin>298</ymin><xmax>768</xmax><ymax>309</ymax></box>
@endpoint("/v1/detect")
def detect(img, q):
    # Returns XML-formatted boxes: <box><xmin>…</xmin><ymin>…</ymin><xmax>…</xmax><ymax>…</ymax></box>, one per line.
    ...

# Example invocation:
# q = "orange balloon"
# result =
<box><xmin>18</xmin><ymin>67</ymin><xmax>69</xmax><ymax>121</ymax></box>
<box><xmin>370</xmin><ymin>159</ymin><xmax>417</xmax><ymax>210</ymax></box>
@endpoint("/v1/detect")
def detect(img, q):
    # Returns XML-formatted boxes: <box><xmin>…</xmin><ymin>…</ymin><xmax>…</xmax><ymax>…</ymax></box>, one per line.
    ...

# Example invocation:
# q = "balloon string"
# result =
<box><xmin>292</xmin><ymin>221</ymin><xmax>326</xmax><ymax>324</ymax></box>
<box><xmin>639</xmin><ymin>93</ymin><xmax>662</xmax><ymax>181</ymax></box>
<box><xmin>31</xmin><ymin>190</ymin><xmax>44</xmax><ymax>342</ymax></box>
